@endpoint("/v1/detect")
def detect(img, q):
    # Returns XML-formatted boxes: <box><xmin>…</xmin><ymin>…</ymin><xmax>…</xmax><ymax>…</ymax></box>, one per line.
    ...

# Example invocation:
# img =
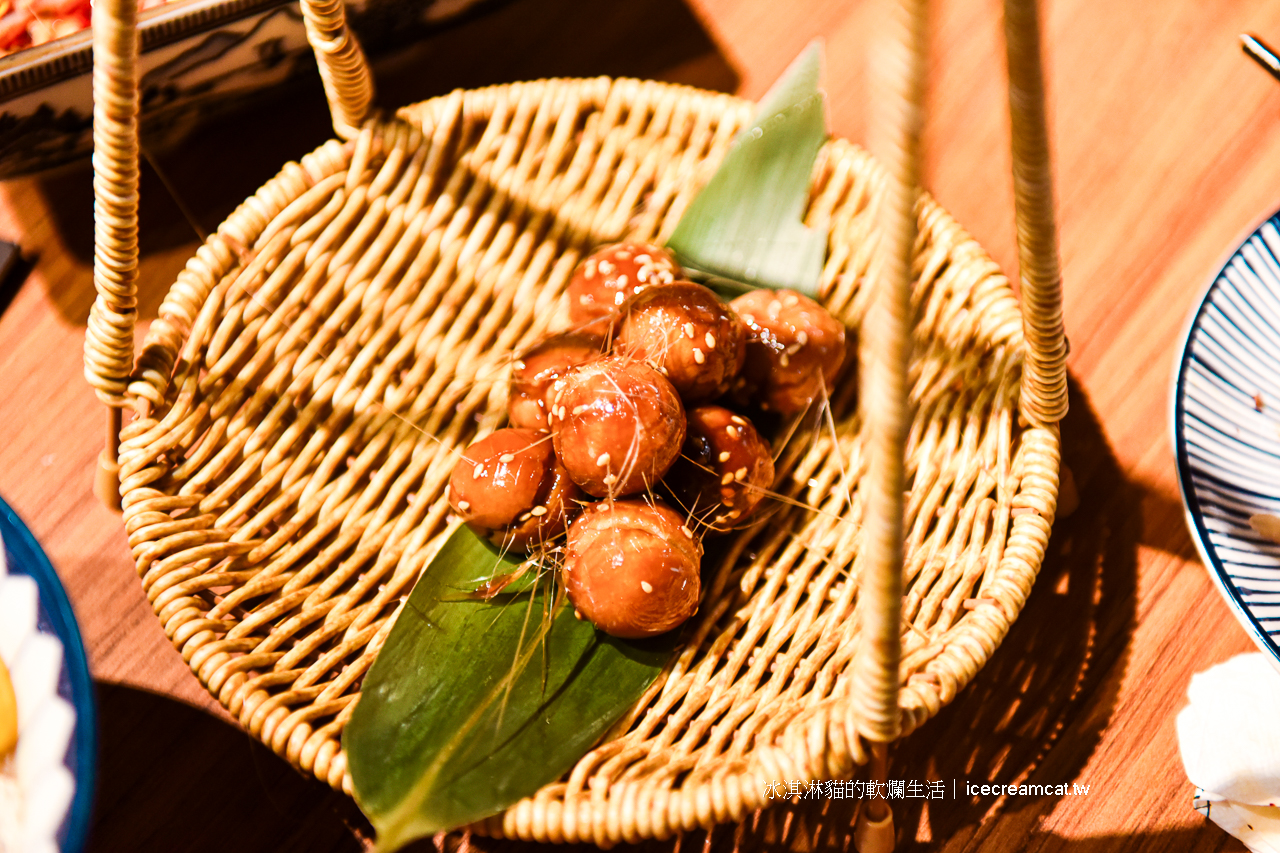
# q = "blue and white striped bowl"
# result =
<box><xmin>1174</xmin><ymin>211</ymin><xmax>1280</xmax><ymax>668</ymax></box>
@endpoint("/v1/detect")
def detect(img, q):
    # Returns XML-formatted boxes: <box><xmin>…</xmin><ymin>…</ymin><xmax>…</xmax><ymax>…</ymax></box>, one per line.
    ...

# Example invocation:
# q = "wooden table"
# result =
<box><xmin>0</xmin><ymin>0</ymin><xmax>1271</xmax><ymax>849</ymax></box>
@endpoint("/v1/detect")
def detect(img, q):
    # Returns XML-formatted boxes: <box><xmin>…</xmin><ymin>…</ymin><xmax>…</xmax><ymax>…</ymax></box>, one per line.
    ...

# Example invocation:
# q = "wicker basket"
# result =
<box><xmin>83</xmin><ymin>0</ymin><xmax>1066</xmax><ymax>846</ymax></box>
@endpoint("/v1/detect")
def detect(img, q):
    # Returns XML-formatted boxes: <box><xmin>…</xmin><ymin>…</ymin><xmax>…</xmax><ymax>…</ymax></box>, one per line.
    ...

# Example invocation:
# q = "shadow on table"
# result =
<box><xmin>16</xmin><ymin>0</ymin><xmax>738</xmax><ymax>327</ymax></box>
<box><xmin>89</xmin><ymin>681</ymin><xmax>371</xmax><ymax>853</ymax></box>
<box><xmin>365</xmin><ymin>0</ymin><xmax>739</xmax><ymax>116</ymax></box>
<box><xmin>1037</xmin><ymin>827</ymin><xmax>1245</xmax><ymax>852</ymax></box>
<box><xmin>0</xmin><ymin>249</ymin><xmax>34</xmax><ymax>320</ymax></box>
<box><xmin>1019</xmin><ymin>826</ymin><xmax>1244</xmax><ymax>852</ymax></box>
<box><xmin>886</xmin><ymin>375</ymin><xmax>1142</xmax><ymax>850</ymax></box>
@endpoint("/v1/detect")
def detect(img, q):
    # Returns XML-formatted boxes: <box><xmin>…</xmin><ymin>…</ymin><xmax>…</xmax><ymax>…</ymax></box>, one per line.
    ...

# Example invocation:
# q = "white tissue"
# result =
<box><xmin>1178</xmin><ymin>653</ymin><xmax>1280</xmax><ymax>805</ymax></box>
<box><xmin>1178</xmin><ymin>653</ymin><xmax>1280</xmax><ymax>853</ymax></box>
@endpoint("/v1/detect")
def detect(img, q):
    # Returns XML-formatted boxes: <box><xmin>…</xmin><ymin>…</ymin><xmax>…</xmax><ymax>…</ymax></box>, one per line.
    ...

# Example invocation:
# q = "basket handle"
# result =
<box><xmin>853</xmin><ymin>0</ymin><xmax>923</xmax><ymax>749</ymax></box>
<box><xmin>1005</xmin><ymin>0</ymin><xmax>1068</xmax><ymax>426</ymax></box>
<box><xmin>85</xmin><ymin>0</ymin><xmax>375</xmax><ymax>508</ymax></box>
<box><xmin>300</xmin><ymin>0</ymin><xmax>375</xmax><ymax>140</ymax></box>
<box><xmin>854</xmin><ymin>0</ymin><xmax>1065</xmax><ymax>780</ymax></box>
<box><xmin>84</xmin><ymin>0</ymin><xmax>139</xmax><ymax>509</ymax></box>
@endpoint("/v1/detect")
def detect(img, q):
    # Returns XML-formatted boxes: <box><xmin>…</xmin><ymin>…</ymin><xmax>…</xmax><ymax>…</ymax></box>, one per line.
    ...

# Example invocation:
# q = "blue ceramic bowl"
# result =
<box><xmin>1174</xmin><ymin>209</ymin><xmax>1280</xmax><ymax>669</ymax></box>
<box><xmin>0</xmin><ymin>495</ymin><xmax>95</xmax><ymax>853</ymax></box>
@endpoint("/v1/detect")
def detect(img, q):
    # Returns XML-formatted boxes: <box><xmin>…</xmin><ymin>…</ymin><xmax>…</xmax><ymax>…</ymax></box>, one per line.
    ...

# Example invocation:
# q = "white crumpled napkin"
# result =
<box><xmin>1177</xmin><ymin>653</ymin><xmax>1280</xmax><ymax>853</ymax></box>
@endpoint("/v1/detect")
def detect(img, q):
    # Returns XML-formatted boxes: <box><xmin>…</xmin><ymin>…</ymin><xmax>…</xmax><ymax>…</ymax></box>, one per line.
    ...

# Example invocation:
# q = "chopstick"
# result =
<box><xmin>1243</xmin><ymin>33</ymin><xmax>1280</xmax><ymax>82</ymax></box>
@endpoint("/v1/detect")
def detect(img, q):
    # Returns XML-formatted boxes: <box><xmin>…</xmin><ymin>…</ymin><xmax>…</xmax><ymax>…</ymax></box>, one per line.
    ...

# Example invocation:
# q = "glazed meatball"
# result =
<box><xmin>448</xmin><ymin>428</ymin><xmax>582</xmax><ymax>551</ymax></box>
<box><xmin>561</xmin><ymin>498</ymin><xmax>702</xmax><ymax>638</ymax></box>
<box><xmin>666</xmin><ymin>405</ymin><xmax>774</xmax><ymax>527</ymax></box>
<box><xmin>729</xmin><ymin>289</ymin><xmax>847</xmax><ymax>414</ymax></box>
<box><xmin>566</xmin><ymin>242</ymin><xmax>681</xmax><ymax>328</ymax></box>
<box><xmin>508</xmin><ymin>332</ymin><xmax>605</xmax><ymax>430</ymax></box>
<box><xmin>549</xmin><ymin>356</ymin><xmax>685</xmax><ymax>498</ymax></box>
<box><xmin>614</xmin><ymin>282</ymin><xmax>747</xmax><ymax>402</ymax></box>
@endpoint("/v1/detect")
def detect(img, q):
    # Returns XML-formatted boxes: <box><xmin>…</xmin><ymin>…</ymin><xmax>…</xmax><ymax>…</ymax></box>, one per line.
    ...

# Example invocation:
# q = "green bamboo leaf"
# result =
<box><xmin>344</xmin><ymin>524</ymin><xmax>674</xmax><ymax>851</ymax></box>
<box><xmin>667</xmin><ymin>42</ymin><xmax>829</xmax><ymax>295</ymax></box>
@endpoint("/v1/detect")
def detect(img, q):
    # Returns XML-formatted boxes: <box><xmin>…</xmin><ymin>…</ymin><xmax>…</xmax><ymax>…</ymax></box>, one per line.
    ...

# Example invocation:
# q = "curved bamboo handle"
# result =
<box><xmin>1005</xmin><ymin>0</ymin><xmax>1068</xmax><ymax>425</ymax></box>
<box><xmin>301</xmin><ymin>0</ymin><xmax>375</xmax><ymax>139</ymax></box>
<box><xmin>86</xmin><ymin>0</ymin><xmax>374</xmax><ymax>509</ymax></box>
<box><xmin>85</xmin><ymin>0</ymin><xmax>140</xmax><ymax>509</ymax></box>
<box><xmin>854</xmin><ymin>0</ymin><xmax>927</xmax><ymax>747</ymax></box>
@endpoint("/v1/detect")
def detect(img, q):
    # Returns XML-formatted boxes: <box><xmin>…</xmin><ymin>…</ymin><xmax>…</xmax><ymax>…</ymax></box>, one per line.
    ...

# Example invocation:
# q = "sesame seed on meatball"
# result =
<box><xmin>666</xmin><ymin>405</ymin><xmax>774</xmax><ymax>528</ymax></box>
<box><xmin>549</xmin><ymin>356</ymin><xmax>685</xmax><ymax>498</ymax></box>
<box><xmin>448</xmin><ymin>428</ymin><xmax>582</xmax><ymax>551</ymax></box>
<box><xmin>561</xmin><ymin>498</ymin><xmax>702</xmax><ymax>638</ymax></box>
<box><xmin>729</xmin><ymin>289</ymin><xmax>847</xmax><ymax>414</ymax></box>
<box><xmin>509</xmin><ymin>331</ymin><xmax>605</xmax><ymax>431</ymax></box>
<box><xmin>614</xmin><ymin>282</ymin><xmax>746</xmax><ymax>402</ymax></box>
<box><xmin>566</xmin><ymin>242</ymin><xmax>681</xmax><ymax>329</ymax></box>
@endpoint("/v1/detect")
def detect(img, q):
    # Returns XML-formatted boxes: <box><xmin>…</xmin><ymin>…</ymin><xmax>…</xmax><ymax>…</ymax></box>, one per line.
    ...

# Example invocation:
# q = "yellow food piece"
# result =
<box><xmin>0</xmin><ymin>656</ymin><xmax>15</xmax><ymax>758</ymax></box>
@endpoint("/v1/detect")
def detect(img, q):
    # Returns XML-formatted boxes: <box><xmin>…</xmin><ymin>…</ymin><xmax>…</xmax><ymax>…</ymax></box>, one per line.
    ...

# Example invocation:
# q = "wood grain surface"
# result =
<box><xmin>0</xmin><ymin>0</ymin><xmax>1271</xmax><ymax>849</ymax></box>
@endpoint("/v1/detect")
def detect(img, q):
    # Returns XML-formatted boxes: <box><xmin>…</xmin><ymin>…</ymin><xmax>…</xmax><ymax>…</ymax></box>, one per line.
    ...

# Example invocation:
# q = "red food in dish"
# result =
<box><xmin>614</xmin><ymin>282</ymin><xmax>746</xmax><ymax>402</ymax></box>
<box><xmin>549</xmin><ymin>355</ymin><xmax>685</xmax><ymax>498</ymax></box>
<box><xmin>508</xmin><ymin>331</ymin><xmax>605</xmax><ymax>431</ymax></box>
<box><xmin>729</xmin><ymin>289</ymin><xmax>847</xmax><ymax>414</ymax></box>
<box><xmin>0</xmin><ymin>0</ymin><xmax>151</xmax><ymax>55</ymax></box>
<box><xmin>561</xmin><ymin>498</ymin><xmax>702</xmax><ymax>638</ymax></box>
<box><xmin>666</xmin><ymin>405</ymin><xmax>774</xmax><ymax>527</ymax></box>
<box><xmin>447</xmin><ymin>428</ymin><xmax>582</xmax><ymax>551</ymax></box>
<box><xmin>566</xmin><ymin>242</ymin><xmax>681</xmax><ymax>329</ymax></box>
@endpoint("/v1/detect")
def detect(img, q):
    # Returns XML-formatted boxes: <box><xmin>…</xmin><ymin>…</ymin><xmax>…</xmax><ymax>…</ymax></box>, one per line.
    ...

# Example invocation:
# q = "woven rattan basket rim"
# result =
<box><xmin>115</xmin><ymin>76</ymin><xmax>1060</xmax><ymax>846</ymax></box>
